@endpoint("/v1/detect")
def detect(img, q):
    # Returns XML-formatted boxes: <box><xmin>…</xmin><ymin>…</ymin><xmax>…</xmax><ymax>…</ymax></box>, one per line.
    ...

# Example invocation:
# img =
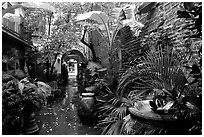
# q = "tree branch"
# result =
<box><xmin>80</xmin><ymin>27</ymin><xmax>90</xmax><ymax>47</ymax></box>
<box><xmin>80</xmin><ymin>26</ymin><xmax>98</xmax><ymax>62</ymax></box>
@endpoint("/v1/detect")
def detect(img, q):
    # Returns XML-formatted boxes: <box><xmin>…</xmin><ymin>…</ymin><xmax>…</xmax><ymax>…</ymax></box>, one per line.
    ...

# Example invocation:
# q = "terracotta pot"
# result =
<box><xmin>77</xmin><ymin>93</ymin><xmax>98</xmax><ymax>125</ymax></box>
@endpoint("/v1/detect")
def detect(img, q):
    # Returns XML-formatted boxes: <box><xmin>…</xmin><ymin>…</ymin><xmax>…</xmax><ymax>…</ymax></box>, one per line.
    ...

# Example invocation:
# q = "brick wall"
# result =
<box><xmin>120</xmin><ymin>2</ymin><xmax>202</xmax><ymax>68</ymax></box>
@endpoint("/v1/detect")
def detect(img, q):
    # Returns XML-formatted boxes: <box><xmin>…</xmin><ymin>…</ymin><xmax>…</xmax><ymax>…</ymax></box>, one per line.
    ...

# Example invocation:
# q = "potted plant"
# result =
<box><xmin>20</xmin><ymin>77</ymin><xmax>47</xmax><ymax>134</ymax></box>
<box><xmin>77</xmin><ymin>62</ymin><xmax>108</xmax><ymax>125</ymax></box>
<box><xmin>97</xmin><ymin>28</ymin><xmax>201</xmax><ymax>134</ymax></box>
<box><xmin>77</xmin><ymin>64</ymin><xmax>102</xmax><ymax>125</ymax></box>
<box><xmin>78</xmin><ymin>91</ymin><xmax>98</xmax><ymax>125</ymax></box>
<box><xmin>2</xmin><ymin>75</ymin><xmax>48</xmax><ymax>134</ymax></box>
<box><xmin>117</xmin><ymin>39</ymin><xmax>201</xmax><ymax>134</ymax></box>
<box><xmin>2</xmin><ymin>74</ymin><xmax>22</xmax><ymax>134</ymax></box>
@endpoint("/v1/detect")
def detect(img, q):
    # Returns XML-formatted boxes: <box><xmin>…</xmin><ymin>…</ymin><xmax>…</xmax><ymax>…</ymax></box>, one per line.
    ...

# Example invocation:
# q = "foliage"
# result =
<box><xmin>22</xmin><ymin>8</ymin><xmax>49</xmax><ymax>35</ymax></box>
<box><xmin>176</xmin><ymin>2</ymin><xmax>202</xmax><ymax>70</ymax></box>
<box><xmin>98</xmin><ymin>23</ymin><xmax>202</xmax><ymax>134</ymax></box>
<box><xmin>77</xmin><ymin>62</ymin><xmax>107</xmax><ymax>94</ymax></box>
<box><xmin>118</xmin><ymin>33</ymin><xmax>185</xmax><ymax>96</ymax></box>
<box><xmin>96</xmin><ymin>80</ymin><xmax>134</xmax><ymax>135</ymax></box>
<box><xmin>76</xmin><ymin>61</ymin><xmax>126</xmax><ymax>133</ymax></box>
<box><xmin>2</xmin><ymin>77</ymin><xmax>22</xmax><ymax>134</ymax></box>
<box><xmin>86</xmin><ymin>66</ymin><xmax>131</xmax><ymax>135</ymax></box>
<box><xmin>177</xmin><ymin>2</ymin><xmax>202</xmax><ymax>39</ymax></box>
<box><xmin>116</xmin><ymin>33</ymin><xmax>201</xmax><ymax>134</ymax></box>
<box><xmin>2</xmin><ymin>76</ymin><xmax>47</xmax><ymax>134</ymax></box>
<box><xmin>88</xmin><ymin>4</ymin><xmax>145</xmax><ymax>130</ymax></box>
<box><xmin>75</xmin><ymin>3</ymin><xmax>144</xmax><ymax>52</ymax></box>
<box><xmin>75</xmin><ymin>3</ymin><xmax>144</xmax><ymax>86</ymax></box>
<box><xmin>22</xmin><ymin>2</ymin><xmax>94</xmax><ymax>80</ymax></box>
<box><xmin>98</xmin><ymin>37</ymin><xmax>176</xmax><ymax>134</ymax></box>
<box><xmin>2</xmin><ymin>2</ymin><xmax>55</xmax><ymax>21</ymax></box>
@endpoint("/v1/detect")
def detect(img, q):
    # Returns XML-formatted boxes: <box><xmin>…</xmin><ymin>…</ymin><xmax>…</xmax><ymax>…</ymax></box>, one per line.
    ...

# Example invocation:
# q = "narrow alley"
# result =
<box><xmin>2</xmin><ymin>2</ymin><xmax>202</xmax><ymax>135</ymax></box>
<box><xmin>35</xmin><ymin>79</ymin><xmax>101</xmax><ymax>135</ymax></box>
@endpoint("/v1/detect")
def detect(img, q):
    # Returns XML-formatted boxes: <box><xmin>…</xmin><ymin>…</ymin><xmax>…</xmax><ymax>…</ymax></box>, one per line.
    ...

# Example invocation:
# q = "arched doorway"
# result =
<box><xmin>61</xmin><ymin>49</ymin><xmax>87</xmax><ymax>80</ymax></box>
<box><xmin>62</xmin><ymin>50</ymin><xmax>87</xmax><ymax>63</ymax></box>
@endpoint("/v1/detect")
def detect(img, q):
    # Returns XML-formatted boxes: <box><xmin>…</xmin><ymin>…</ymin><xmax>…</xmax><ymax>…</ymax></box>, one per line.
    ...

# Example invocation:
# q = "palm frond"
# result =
<box><xmin>117</xmin><ymin>46</ymin><xmax>188</xmax><ymax>99</ymax></box>
<box><xmin>131</xmin><ymin>119</ymin><xmax>169</xmax><ymax>135</ymax></box>
<box><xmin>103</xmin><ymin>120</ymin><xmax>124</xmax><ymax>135</ymax></box>
<box><xmin>98</xmin><ymin>104</ymin><xmax>115</xmax><ymax>114</ymax></box>
<box><xmin>101</xmin><ymin>122</ymin><xmax>113</xmax><ymax>135</ymax></box>
<box><xmin>111</xmin><ymin>106</ymin><xmax>127</xmax><ymax>119</ymax></box>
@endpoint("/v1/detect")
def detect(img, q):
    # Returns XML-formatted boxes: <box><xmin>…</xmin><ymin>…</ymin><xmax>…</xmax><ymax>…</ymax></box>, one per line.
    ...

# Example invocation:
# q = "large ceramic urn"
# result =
<box><xmin>22</xmin><ymin>102</ymin><xmax>39</xmax><ymax>134</ymax></box>
<box><xmin>22</xmin><ymin>111</ymin><xmax>39</xmax><ymax>134</ymax></box>
<box><xmin>78</xmin><ymin>92</ymin><xmax>98</xmax><ymax>125</ymax></box>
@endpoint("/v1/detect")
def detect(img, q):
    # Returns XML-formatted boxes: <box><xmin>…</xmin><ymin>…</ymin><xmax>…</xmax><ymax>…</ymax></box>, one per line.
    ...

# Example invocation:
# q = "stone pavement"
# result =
<box><xmin>35</xmin><ymin>79</ymin><xmax>101</xmax><ymax>135</ymax></box>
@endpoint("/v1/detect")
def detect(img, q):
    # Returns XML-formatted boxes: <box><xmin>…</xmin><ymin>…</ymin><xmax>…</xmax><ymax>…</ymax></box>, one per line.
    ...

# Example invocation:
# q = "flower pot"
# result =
<box><xmin>22</xmin><ymin>104</ymin><xmax>39</xmax><ymax>135</ymax></box>
<box><xmin>77</xmin><ymin>93</ymin><xmax>98</xmax><ymax>125</ymax></box>
<box><xmin>22</xmin><ymin>111</ymin><xmax>39</xmax><ymax>134</ymax></box>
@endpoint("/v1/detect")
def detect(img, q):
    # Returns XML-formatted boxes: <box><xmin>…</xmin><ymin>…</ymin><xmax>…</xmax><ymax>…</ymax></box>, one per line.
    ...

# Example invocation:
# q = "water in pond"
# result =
<box><xmin>35</xmin><ymin>78</ymin><xmax>101</xmax><ymax>135</ymax></box>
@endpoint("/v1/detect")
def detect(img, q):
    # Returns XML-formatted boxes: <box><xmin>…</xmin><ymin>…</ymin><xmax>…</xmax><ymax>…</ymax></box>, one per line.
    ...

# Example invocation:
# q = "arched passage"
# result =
<box><xmin>62</xmin><ymin>49</ymin><xmax>87</xmax><ymax>63</ymax></box>
<box><xmin>61</xmin><ymin>49</ymin><xmax>87</xmax><ymax>80</ymax></box>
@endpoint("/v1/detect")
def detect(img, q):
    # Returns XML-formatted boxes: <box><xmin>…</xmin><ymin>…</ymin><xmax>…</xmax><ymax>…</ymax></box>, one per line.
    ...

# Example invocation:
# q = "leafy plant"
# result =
<box><xmin>77</xmin><ymin>62</ymin><xmax>107</xmax><ymax>95</ymax></box>
<box><xmin>93</xmin><ymin>73</ymin><xmax>135</xmax><ymax>135</ymax></box>
<box><xmin>2</xmin><ymin>76</ymin><xmax>47</xmax><ymax>134</ymax></box>
<box><xmin>116</xmin><ymin>33</ymin><xmax>201</xmax><ymax>134</ymax></box>
<box><xmin>118</xmin><ymin>40</ymin><xmax>186</xmax><ymax>97</ymax></box>
<box><xmin>96</xmin><ymin>88</ymin><xmax>132</xmax><ymax>134</ymax></box>
<box><xmin>177</xmin><ymin>2</ymin><xmax>202</xmax><ymax>39</ymax></box>
<box><xmin>97</xmin><ymin>3</ymin><xmax>202</xmax><ymax>135</ymax></box>
<box><xmin>176</xmin><ymin>2</ymin><xmax>202</xmax><ymax>70</ymax></box>
<box><xmin>75</xmin><ymin>4</ymin><xmax>144</xmax><ymax>85</ymax></box>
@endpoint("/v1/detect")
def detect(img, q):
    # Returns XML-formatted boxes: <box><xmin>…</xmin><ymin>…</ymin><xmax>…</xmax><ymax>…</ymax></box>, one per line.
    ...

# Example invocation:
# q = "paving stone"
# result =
<box><xmin>35</xmin><ymin>79</ymin><xmax>101</xmax><ymax>135</ymax></box>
